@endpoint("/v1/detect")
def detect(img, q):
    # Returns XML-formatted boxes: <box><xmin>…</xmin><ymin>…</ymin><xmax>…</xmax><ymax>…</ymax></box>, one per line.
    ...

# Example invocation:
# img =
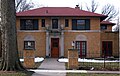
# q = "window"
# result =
<box><xmin>52</xmin><ymin>19</ymin><xmax>58</xmax><ymax>29</ymax></box>
<box><xmin>75</xmin><ymin>41</ymin><xmax>86</xmax><ymax>58</ymax></box>
<box><xmin>77</xmin><ymin>20</ymin><xmax>85</xmax><ymax>29</ymax></box>
<box><xmin>65</xmin><ymin>19</ymin><xmax>69</xmax><ymax>27</ymax></box>
<box><xmin>101</xmin><ymin>25</ymin><xmax>107</xmax><ymax>30</ymax></box>
<box><xmin>72</xmin><ymin>19</ymin><xmax>90</xmax><ymax>30</ymax></box>
<box><xmin>102</xmin><ymin>41</ymin><xmax>112</xmax><ymax>57</ymax></box>
<box><xmin>24</xmin><ymin>41</ymin><xmax>35</xmax><ymax>50</ymax></box>
<box><xmin>41</xmin><ymin>19</ymin><xmax>45</xmax><ymax>27</ymax></box>
<box><xmin>20</xmin><ymin>19</ymin><xmax>38</xmax><ymax>30</ymax></box>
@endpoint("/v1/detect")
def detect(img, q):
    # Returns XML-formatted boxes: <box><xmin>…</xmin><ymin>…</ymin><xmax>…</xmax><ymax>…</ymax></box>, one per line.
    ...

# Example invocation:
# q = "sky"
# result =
<box><xmin>30</xmin><ymin>0</ymin><xmax>120</xmax><ymax>13</ymax></box>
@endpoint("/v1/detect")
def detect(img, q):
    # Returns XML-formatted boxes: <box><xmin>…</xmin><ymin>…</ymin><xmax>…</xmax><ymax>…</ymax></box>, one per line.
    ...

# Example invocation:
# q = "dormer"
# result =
<box><xmin>100</xmin><ymin>21</ymin><xmax>115</xmax><ymax>31</ymax></box>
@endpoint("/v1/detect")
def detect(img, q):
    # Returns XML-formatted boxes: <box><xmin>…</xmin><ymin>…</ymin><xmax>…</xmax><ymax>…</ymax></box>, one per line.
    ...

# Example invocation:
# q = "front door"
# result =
<box><xmin>76</xmin><ymin>41</ymin><xmax>86</xmax><ymax>58</ymax></box>
<box><xmin>52</xmin><ymin>19</ymin><xmax>58</xmax><ymax>29</ymax></box>
<box><xmin>51</xmin><ymin>38</ymin><xmax>59</xmax><ymax>58</ymax></box>
<box><xmin>102</xmin><ymin>41</ymin><xmax>112</xmax><ymax>57</ymax></box>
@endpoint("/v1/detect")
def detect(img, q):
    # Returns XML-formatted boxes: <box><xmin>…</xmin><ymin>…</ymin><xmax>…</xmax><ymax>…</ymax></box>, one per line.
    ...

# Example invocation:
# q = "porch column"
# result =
<box><xmin>61</xmin><ymin>31</ymin><xmax>64</xmax><ymax>57</ymax></box>
<box><xmin>46</xmin><ymin>31</ymin><xmax>49</xmax><ymax>57</ymax></box>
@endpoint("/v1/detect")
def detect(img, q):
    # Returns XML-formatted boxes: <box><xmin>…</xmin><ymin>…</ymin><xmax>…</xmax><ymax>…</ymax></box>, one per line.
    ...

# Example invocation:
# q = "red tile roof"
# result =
<box><xmin>101</xmin><ymin>21</ymin><xmax>115</xmax><ymax>26</ymax></box>
<box><xmin>16</xmin><ymin>7</ymin><xmax>107</xmax><ymax>20</ymax></box>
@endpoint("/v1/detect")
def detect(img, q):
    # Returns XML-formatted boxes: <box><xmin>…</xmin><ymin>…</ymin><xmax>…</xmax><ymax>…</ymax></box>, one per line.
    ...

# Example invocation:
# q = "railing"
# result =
<box><xmin>78</xmin><ymin>53</ymin><xmax>119</xmax><ymax>71</ymax></box>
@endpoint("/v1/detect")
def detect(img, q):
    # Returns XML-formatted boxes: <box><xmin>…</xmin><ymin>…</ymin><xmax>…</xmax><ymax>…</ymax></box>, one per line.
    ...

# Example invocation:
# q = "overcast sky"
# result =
<box><xmin>30</xmin><ymin>0</ymin><xmax>120</xmax><ymax>13</ymax></box>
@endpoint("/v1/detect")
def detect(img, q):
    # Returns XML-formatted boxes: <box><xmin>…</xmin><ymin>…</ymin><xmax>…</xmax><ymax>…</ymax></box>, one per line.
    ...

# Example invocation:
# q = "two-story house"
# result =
<box><xmin>16</xmin><ymin>6</ymin><xmax>119</xmax><ymax>58</ymax></box>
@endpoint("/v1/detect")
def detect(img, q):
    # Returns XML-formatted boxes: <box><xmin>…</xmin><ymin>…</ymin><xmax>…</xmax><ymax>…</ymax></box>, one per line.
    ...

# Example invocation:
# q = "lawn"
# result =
<box><xmin>79</xmin><ymin>62</ymin><xmax>119</xmax><ymax>71</ymax></box>
<box><xmin>0</xmin><ymin>71</ymin><xmax>35</xmax><ymax>76</ymax></box>
<box><xmin>67</xmin><ymin>73</ymin><xmax>120</xmax><ymax>76</ymax></box>
<box><xmin>0</xmin><ymin>61</ymin><xmax>41</xmax><ymax>76</ymax></box>
<box><xmin>66</xmin><ymin>62</ymin><xmax>119</xmax><ymax>71</ymax></box>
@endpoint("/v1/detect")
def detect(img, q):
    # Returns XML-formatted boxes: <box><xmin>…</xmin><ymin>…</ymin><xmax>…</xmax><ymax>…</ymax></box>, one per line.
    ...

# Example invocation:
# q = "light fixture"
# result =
<box><xmin>72</xmin><ymin>41</ymin><xmax>75</xmax><ymax>49</ymax></box>
<box><xmin>28</xmin><ymin>42</ymin><xmax>31</xmax><ymax>46</ymax></box>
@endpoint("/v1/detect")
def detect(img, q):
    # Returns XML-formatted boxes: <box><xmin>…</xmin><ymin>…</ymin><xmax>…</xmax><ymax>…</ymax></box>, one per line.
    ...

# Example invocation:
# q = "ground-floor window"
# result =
<box><xmin>102</xmin><ymin>41</ymin><xmax>112</xmax><ymax>57</ymax></box>
<box><xmin>75</xmin><ymin>41</ymin><xmax>86</xmax><ymax>58</ymax></box>
<box><xmin>24</xmin><ymin>41</ymin><xmax>35</xmax><ymax>50</ymax></box>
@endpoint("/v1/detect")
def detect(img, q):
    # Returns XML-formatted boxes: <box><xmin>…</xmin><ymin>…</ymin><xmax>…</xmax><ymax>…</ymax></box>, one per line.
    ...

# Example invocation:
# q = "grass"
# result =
<box><xmin>0</xmin><ymin>61</ymin><xmax>41</xmax><ymax>76</ymax></box>
<box><xmin>0</xmin><ymin>71</ymin><xmax>34</xmax><ymax>76</ymax></box>
<box><xmin>34</xmin><ymin>62</ymin><xmax>41</xmax><ymax>69</ymax></box>
<box><xmin>0</xmin><ymin>72</ymin><xmax>27</xmax><ymax>76</ymax></box>
<box><xmin>79</xmin><ymin>62</ymin><xmax>119</xmax><ymax>71</ymax></box>
<box><xmin>67</xmin><ymin>73</ymin><xmax>120</xmax><ymax>76</ymax></box>
<box><xmin>66</xmin><ymin>62</ymin><xmax>120</xmax><ymax>71</ymax></box>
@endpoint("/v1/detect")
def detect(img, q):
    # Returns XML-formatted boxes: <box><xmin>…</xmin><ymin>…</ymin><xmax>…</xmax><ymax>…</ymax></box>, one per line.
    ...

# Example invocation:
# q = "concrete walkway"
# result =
<box><xmin>32</xmin><ymin>58</ymin><xmax>66</xmax><ymax>76</ymax></box>
<box><xmin>31</xmin><ymin>58</ymin><xmax>120</xmax><ymax>76</ymax></box>
<box><xmin>31</xmin><ymin>69</ymin><xmax>120</xmax><ymax>74</ymax></box>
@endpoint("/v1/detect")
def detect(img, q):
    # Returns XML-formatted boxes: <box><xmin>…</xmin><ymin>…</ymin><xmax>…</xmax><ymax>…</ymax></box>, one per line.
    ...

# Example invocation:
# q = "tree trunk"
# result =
<box><xmin>0</xmin><ymin>30</ymin><xmax>1</xmax><ymax>57</ymax></box>
<box><xmin>0</xmin><ymin>0</ymin><xmax>26</xmax><ymax>71</ymax></box>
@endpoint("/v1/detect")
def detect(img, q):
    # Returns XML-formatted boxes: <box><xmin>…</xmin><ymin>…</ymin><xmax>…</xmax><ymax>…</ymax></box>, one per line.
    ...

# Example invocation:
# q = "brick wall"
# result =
<box><xmin>17</xmin><ymin>32</ymin><xmax>46</xmax><ymax>57</ymax></box>
<box><xmin>64</xmin><ymin>32</ymin><xmax>101</xmax><ymax>58</ymax></box>
<box><xmin>16</xmin><ymin>16</ymin><xmax>118</xmax><ymax>58</ymax></box>
<box><xmin>101</xmin><ymin>32</ymin><xmax>119</xmax><ymax>57</ymax></box>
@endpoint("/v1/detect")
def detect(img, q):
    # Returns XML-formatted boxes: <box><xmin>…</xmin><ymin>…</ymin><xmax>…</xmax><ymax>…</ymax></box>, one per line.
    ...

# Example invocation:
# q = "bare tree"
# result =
<box><xmin>15</xmin><ymin>0</ymin><xmax>34</xmax><ymax>12</ymax></box>
<box><xmin>102</xmin><ymin>4</ymin><xmax>119</xmax><ymax>21</ymax></box>
<box><xmin>113</xmin><ymin>17</ymin><xmax>119</xmax><ymax>32</ymax></box>
<box><xmin>86</xmin><ymin>0</ymin><xmax>99</xmax><ymax>12</ymax></box>
<box><xmin>0</xmin><ymin>0</ymin><xmax>25</xmax><ymax>71</ymax></box>
<box><xmin>80</xmin><ymin>4</ymin><xmax>83</xmax><ymax>10</ymax></box>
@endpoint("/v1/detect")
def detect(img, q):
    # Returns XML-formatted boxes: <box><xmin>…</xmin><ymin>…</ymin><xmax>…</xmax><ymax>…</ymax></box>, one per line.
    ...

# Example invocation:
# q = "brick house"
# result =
<box><xmin>16</xmin><ymin>6</ymin><xmax>119</xmax><ymax>58</ymax></box>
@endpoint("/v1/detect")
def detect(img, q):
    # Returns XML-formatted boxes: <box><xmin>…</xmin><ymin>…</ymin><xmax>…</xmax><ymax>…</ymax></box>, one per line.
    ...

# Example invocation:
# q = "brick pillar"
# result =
<box><xmin>24</xmin><ymin>50</ymin><xmax>35</xmax><ymax>68</ymax></box>
<box><xmin>68</xmin><ymin>49</ymin><xmax>78</xmax><ymax>69</ymax></box>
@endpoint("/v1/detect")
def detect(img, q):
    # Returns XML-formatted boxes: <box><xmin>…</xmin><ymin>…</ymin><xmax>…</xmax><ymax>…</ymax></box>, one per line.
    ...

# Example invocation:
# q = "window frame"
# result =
<box><xmin>72</xmin><ymin>19</ymin><xmax>90</xmax><ymax>30</ymax></box>
<box><xmin>41</xmin><ymin>19</ymin><xmax>45</xmax><ymax>27</ymax></box>
<box><xmin>101</xmin><ymin>25</ymin><xmax>107</xmax><ymax>30</ymax></box>
<box><xmin>52</xmin><ymin>19</ymin><xmax>58</xmax><ymax>29</ymax></box>
<box><xmin>24</xmin><ymin>41</ymin><xmax>35</xmax><ymax>50</ymax></box>
<box><xmin>20</xmin><ymin>19</ymin><xmax>39</xmax><ymax>30</ymax></box>
<box><xmin>75</xmin><ymin>41</ymin><xmax>87</xmax><ymax>58</ymax></box>
<box><xmin>102</xmin><ymin>41</ymin><xmax>112</xmax><ymax>57</ymax></box>
<box><xmin>65</xmin><ymin>19</ymin><xmax>69</xmax><ymax>27</ymax></box>
<box><xmin>77</xmin><ymin>20</ymin><xmax>86</xmax><ymax>30</ymax></box>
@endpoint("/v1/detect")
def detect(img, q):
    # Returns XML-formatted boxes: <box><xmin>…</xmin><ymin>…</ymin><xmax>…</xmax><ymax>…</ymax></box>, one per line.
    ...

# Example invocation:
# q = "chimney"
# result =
<box><xmin>75</xmin><ymin>5</ymin><xmax>80</xmax><ymax>9</ymax></box>
<box><xmin>45</xmin><ymin>10</ymin><xmax>48</xmax><ymax>14</ymax></box>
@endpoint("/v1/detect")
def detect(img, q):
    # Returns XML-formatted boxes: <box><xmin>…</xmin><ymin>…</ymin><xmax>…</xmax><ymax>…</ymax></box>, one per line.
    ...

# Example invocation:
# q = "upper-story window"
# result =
<box><xmin>101</xmin><ymin>25</ymin><xmax>107</xmax><ymax>30</ymax></box>
<box><xmin>20</xmin><ymin>19</ymin><xmax>38</xmax><ymax>30</ymax></box>
<box><xmin>72</xmin><ymin>19</ymin><xmax>90</xmax><ymax>30</ymax></box>
<box><xmin>65</xmin><ymin>19</ymin><xmax>69</xmax><ymax>27</ymax></box>
<box><xmin>52</xmin><ymin>19</ymin><xmax>58</xmax><ymax>29</ymax></box>
<box><xmin>41</xmin><ymin>19</ymin><xmax>45</xmax><ymax>27</ymax></box>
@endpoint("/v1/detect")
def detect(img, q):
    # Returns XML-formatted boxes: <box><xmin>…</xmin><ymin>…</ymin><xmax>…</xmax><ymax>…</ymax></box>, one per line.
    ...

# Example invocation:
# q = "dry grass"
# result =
<box><xmin>67</xmin><ymin>73</ymin><xmax>120</xmax><ymax>76</ymax></box>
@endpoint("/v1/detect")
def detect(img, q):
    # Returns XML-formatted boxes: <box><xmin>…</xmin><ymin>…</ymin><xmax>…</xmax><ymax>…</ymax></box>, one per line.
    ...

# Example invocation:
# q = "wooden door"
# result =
<box><xmin>51</xmin><ymin>38</ymin><xmax>59</xmax><ymax>58</ymax></box>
